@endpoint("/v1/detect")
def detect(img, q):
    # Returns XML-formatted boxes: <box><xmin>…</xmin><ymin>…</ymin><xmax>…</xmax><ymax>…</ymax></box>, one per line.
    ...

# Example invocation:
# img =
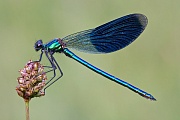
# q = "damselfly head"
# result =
<box><xmin>34</xmin><ymin>39</ymin><xmax>43</xmax><ymax>51</ymax></box>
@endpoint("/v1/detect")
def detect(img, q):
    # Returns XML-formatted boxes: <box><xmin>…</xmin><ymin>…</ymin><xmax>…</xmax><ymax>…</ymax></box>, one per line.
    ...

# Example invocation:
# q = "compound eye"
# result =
<box><xmin>34</xmin><ymin>40</ymin><xmax>43</xmax><ymax>51</ymax></box>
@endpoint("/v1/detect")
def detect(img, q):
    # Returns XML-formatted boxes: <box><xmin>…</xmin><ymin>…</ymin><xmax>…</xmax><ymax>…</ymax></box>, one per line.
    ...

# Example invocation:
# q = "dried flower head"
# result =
<box><xmin>16</xmin><ymin>60</ymin><xmax>47</xmax><ymax>101</ymax></box>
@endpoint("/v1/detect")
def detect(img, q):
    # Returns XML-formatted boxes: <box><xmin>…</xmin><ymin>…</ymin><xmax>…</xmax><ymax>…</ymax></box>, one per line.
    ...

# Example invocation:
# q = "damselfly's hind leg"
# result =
<box><xmin>38</xmin><ymin>51</ymin><xmax>63</xmax><ymax>95</ymax></box>
<box><xmin>33</xmin><ymin>50</ymin><xmax>63</xmax><ymax>95</ymax></box>
<box><xmin>43</xmin><ymin>53</ymin><xmax>63</xmax><ymax>92</ymax></box>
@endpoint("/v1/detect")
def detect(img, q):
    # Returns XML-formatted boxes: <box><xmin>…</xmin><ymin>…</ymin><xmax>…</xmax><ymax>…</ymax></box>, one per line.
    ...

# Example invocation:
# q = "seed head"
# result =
<box><xmin>16</xmin><ymin>60</ymin><xmax>47</xmax><ymax>101</ymax></box>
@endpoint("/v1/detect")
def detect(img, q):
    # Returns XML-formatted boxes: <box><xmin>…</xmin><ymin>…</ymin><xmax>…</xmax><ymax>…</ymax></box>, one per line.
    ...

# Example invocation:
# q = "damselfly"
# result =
<box><xmin>34</xmin><ymin>14</ymin><xmax>156</xmax><ymax>101</ymax></box>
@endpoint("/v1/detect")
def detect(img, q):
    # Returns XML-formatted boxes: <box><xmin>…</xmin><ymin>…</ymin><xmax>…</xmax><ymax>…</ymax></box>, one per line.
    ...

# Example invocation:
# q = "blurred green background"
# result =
<box><xmin>0</xmin><ymin>0</ymin><xmax>179</xmax><ymax>120</ymax></box>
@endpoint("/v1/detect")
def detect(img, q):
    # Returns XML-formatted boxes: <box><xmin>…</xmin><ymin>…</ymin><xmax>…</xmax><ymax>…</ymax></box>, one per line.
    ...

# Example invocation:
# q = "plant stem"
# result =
<box><xmin>25</xmin><ymin>99</ymin><xmax>30</xmax><ymax>120</ymax></box>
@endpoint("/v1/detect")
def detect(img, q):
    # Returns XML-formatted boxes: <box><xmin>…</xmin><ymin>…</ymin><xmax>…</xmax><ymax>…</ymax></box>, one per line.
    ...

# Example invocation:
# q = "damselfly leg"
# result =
<box><xmin>43</xmin><ymin>51</ymin><xmax>63</xmax><ymax>91</ymax></box>
<box><xmin>33</xmin><ymin>50</ymin><xmax>63</xmax><ymax>93</ymax></box>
